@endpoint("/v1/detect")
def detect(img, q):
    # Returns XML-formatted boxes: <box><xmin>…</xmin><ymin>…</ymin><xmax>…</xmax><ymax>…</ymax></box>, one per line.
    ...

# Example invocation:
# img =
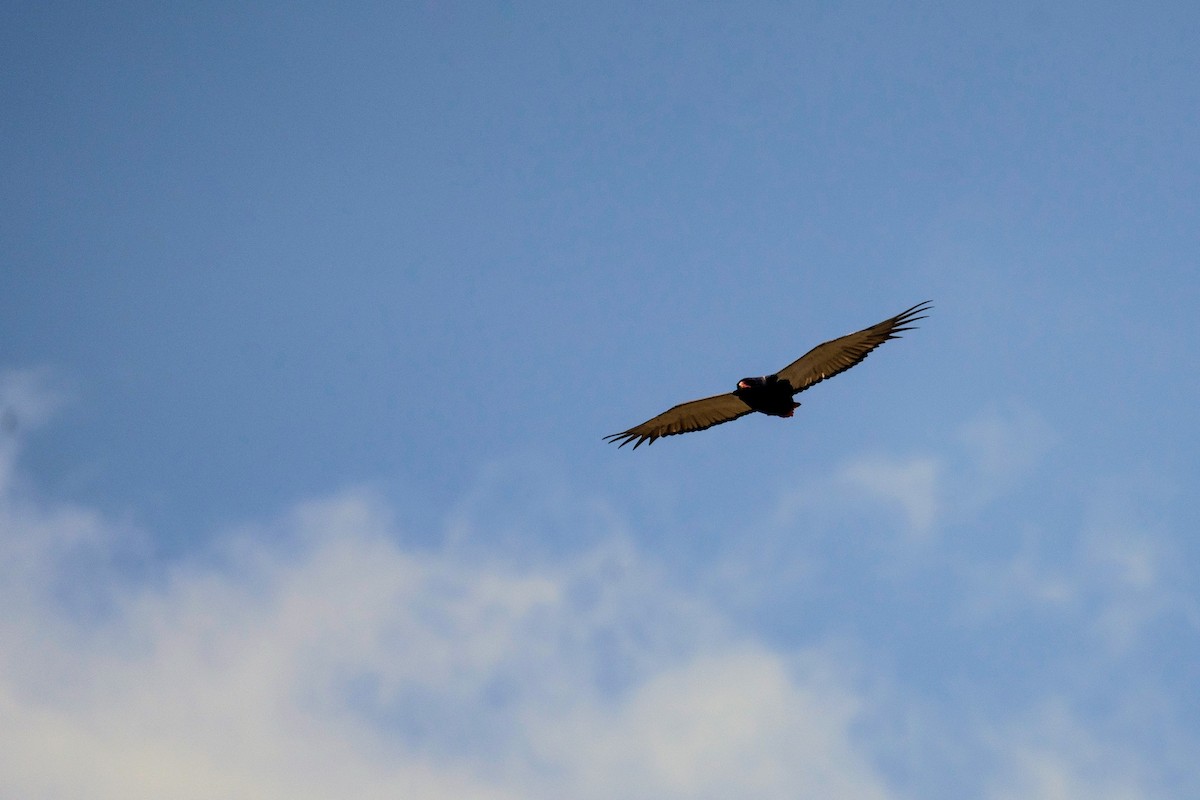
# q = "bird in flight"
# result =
<box><xmin>604</xmin><ymin>301</ymin><xmax>930</xmax><ymax>449</ymax></box>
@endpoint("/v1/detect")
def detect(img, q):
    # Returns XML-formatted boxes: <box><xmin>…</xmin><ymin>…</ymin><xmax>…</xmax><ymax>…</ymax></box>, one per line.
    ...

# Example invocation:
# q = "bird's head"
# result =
<box><xmin>736</xmin><ymin>377</ymin><xmax>764</xmax><ymax>391</ymax></box>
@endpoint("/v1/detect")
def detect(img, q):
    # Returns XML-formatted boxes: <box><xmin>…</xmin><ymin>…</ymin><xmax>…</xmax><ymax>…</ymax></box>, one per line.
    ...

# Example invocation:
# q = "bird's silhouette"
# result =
<box><xmin>604</xmin><ymin>301</ymin><xmax>931</xmax><ymax>449</ymax></box>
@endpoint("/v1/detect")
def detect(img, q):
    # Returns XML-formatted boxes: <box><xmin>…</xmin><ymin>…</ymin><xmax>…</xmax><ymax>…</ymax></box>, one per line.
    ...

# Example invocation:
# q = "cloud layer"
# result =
<box><xmin>1</xmin><ymin>373</ymin><xmax>1190</xmax><ymax>799</ymax></box>
<box><xmin>0</xmin><ymin>378</ymin><xmax>893</xmax><ymax>799</ymax></box>
<box><xmin>0</xmin><ymin>494</ymin><xmax>894</xmax><ymax>800</ymax></box>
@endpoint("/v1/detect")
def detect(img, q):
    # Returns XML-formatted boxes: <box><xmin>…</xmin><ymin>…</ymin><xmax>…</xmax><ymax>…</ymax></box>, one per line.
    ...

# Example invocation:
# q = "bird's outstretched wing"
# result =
<box><xmin>773</xmin><ymin>301</ymin><xmax>931</xmax><ymax>395</ymax></box>
<box><xmin>603</xmin><ymin>393</ymin><xmax>753</xmax><ymax>449</ymax></box>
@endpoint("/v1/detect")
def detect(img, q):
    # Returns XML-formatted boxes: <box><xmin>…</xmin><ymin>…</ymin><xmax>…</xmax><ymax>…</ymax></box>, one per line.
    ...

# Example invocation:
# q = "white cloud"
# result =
<box><xmin>0</xmin><ymin>383</ymin><xmax>896</xmax><ymax>799</ymax></box>
<box><xmin>532</xmin><ymin>647</ymin><xmax>891</xmax><ymax>800</ymax></box>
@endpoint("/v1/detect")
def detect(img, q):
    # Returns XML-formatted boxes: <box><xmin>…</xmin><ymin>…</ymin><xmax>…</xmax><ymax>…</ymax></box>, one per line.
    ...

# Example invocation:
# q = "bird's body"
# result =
<box><xmin>604</xmin><ymin>301</ymin><xmax>930</xmax><ymax>449</ymax></box>
<box><xmin>734</xmin><ymin>375</ymin><xmax>800</xmax><ymax>418</ymax></box>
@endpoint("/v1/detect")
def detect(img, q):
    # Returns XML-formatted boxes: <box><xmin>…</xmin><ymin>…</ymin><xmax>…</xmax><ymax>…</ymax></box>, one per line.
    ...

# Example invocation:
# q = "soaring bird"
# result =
<box><xmin>604</xmin><ymin>301</ymin><xmax>930</xmax><ymax>449</ymax></box>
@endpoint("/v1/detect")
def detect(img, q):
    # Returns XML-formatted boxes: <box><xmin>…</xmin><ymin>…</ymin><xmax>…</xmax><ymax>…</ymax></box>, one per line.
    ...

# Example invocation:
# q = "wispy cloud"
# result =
<box><xmin>984</xmin><ymin>702</ymin><xmax>1158</xmax><ymax>800</ymax></box>
<box><xmin>761</xmin><ymin>402</ymin><xmax>1053</xmax><ymax>564</ymax></box>
<box><xmin>959</xmin><ymin>468</ymin><xmax>1198</xmax><ymax>656</ymax></box>
<box><xmin>838</xmin><ymin>454</ymin><xmax>942</xmax><ymax>539</ymax></box>
<box><xmin>764</xmin><ymin>402</ymin><xmax>1189</xmax><ymax>651</ymax></box>
<box><xmin>0</xmin><ymin>366</ymin><xmax>67</xmax><ymax>489</ymax></box>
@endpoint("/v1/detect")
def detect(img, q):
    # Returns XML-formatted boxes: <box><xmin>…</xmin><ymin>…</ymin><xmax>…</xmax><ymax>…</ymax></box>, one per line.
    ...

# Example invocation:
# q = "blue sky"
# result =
<box><xmin>3</xmin><ymin>2</ymin><xmax>1199</xmax><ymax>797</ymax></box>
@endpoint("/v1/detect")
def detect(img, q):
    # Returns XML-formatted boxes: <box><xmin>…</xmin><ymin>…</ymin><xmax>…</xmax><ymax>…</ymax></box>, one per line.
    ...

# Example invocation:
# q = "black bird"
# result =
<box><xmin>604</xmin><ymin>301</ymin><xmax>930</xmax><ymax>449</ymax></box>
